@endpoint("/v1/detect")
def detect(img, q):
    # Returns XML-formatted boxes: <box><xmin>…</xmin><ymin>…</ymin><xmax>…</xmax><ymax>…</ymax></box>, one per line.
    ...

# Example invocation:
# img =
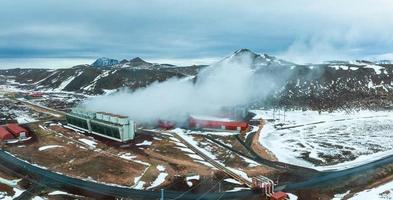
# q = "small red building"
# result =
<box><xmin>0</xmin><ymin>127</ymin><xmax>14</xmax><ymax>141</ymax></box>
<box><xmin>6</xmin><ymin>124</ymin><xmax>29</xmax><ymax>138</ymax></box>
<box><xmin>270</xmin><ymin>191</ymin><xmax>288</xmax><ymax>200</ymax></box>
<box><xmin>188</xmin><ymin>115</ymin><xmax>249</xmax><ymax>132</ymax></box>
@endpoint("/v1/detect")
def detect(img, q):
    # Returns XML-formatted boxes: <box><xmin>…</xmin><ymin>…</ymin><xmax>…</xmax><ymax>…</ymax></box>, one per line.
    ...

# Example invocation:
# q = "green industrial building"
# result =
<box><xmin>66</xmin><ymin>108</ymin><xmax>135</xmax><ymax>142</ymax></box>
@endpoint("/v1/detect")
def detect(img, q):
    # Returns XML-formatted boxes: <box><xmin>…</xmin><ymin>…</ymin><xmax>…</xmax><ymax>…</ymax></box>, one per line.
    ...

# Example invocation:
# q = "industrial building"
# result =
<box><xmin>0</xmin><ymin>127</ymin><xmax>14</xmax><ymax>141</ymax></box>
<box><xmin>188</xmin><ymin>115</ymin><xmax>249</xmax><ymax>132</ymax></box>
<box><xmin>66</xmin><ymin>108</ymin><xmax>136</xmax><ymax>142</ymax></box>
<box><xmin>0</xmin><ymin>124</ymin><xmax>30</xmax><ymax>142</ymax></box>
<box><xmin>6</xmin><ymin>124</ymin><xmax>29</xmax><ymax>138</ymax></box>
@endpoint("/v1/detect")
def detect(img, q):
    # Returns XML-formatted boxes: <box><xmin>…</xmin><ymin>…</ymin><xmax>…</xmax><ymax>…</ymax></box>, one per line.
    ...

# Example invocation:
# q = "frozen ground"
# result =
<box><xmin>173</xmin><ymin>128</ymin><xmax>254</xmax><ymax>183</ymax></box>
<box><xmin>253</xmin><ymin>109</ymin><xmax>393</xmax><ymax>171</ymax></box>
<box><xmin>333</xmin><ymin>180</ymin><xmax>393</xmax><ymax>200</ymax></box>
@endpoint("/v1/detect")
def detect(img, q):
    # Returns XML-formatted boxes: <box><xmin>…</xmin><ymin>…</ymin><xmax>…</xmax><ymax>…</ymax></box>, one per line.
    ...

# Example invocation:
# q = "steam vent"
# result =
<box><xmin>66</xmin><ymin>108</ymin><xmax>136</xmax><ymax>142</ymax></box>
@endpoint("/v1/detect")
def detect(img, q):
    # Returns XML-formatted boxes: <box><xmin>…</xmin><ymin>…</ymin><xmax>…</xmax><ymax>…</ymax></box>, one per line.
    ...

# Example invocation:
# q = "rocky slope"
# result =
<box><xmin>0</xmin><ymin>59</ymin><xmax>205</xmax><ymax>94</ymax></box>
<box><xmin>1</xmin><ymin>50</ymin><xmax>393</xmax><ymax>110</ymax></box>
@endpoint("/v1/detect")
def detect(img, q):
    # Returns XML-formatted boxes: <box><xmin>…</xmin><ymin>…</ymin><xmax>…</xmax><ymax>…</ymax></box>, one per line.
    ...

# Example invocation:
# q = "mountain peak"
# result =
<box><xmin>130</xmin><ymin>57</ymin><xmax>145</xmax><ymax>62</ymax></box>
<box><xmin>234</xmin><ymin>48</ymin><xmax>255</xmax><ymax>54</ymax></box>
<box><xmin>120</xmin><ymin>59</ymin><xmax>129</xmax><ymax>64</ymax></box>
<box><xmin>128</xmin><ymin>57</ymin><xmax>152</xmax><ymax>67</ymax></box>
<box><xmin>233</xmin><ymin>48</ymin><xmax>260</xmax><ymax>58</ymax></box>
<box><xmin>91</xmin><ymin>57</ymin><xmax>119</xmax><ymax>67</ymax></box>
<box><xmin>220</xmin><ymin>49</ymin><xmax>294</xmax><ymax>69</ymax></box>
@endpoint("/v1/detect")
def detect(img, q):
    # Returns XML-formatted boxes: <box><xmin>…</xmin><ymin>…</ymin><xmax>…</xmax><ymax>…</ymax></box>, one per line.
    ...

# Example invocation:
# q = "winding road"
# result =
<box><xmin>0</xmin><ymin>150</ymin><xmax>255</xmax><ymax>200</ymax></box>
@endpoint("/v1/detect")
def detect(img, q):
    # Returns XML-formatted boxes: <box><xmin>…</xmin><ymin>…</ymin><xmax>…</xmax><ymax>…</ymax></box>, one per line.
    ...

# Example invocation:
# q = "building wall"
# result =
<box><xmin>66</xmin><ymin>113</ymin><xmax>135</xmax><ymax>142</ymax></box>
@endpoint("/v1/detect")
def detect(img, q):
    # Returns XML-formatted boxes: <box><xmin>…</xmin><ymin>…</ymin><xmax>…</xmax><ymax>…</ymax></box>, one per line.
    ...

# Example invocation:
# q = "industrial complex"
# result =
<box><xmin>66</xmin><ymin>108</ymin><xmax>136</xmax><ymax>142</ymax></box>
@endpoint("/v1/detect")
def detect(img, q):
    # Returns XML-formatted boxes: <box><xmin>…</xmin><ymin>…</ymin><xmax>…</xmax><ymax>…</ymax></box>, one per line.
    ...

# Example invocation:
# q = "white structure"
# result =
<box><xmin>66</xmin><ymin>108</ymin><xmax>136</xmax><ymax>142</ymax></box>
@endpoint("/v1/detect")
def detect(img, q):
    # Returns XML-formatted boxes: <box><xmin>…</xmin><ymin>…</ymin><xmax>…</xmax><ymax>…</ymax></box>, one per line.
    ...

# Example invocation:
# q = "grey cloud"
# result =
<box><xmin>1</xmin><ymin>0</ymin><xmax>393</xmax><ymax>67</ymax></box>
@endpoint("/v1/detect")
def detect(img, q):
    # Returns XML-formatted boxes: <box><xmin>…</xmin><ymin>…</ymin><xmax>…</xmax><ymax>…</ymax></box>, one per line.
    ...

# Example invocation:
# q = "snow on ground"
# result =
<box><xmin>48</xmin><ymin>190</ymin><xmax>74</xmax><ymax>196</ymax></box>
<box><xmin>15</xmin><ymin>115</ymin><xmax>37</xmax><ymax>124</ymax></box>
<box><xmin>32</xmin><ymin>196</ymin><xmax>45</xmax><ymax>200</ymax></box>
<box><xmin>83</xmin><ymin>70</ymin><xmax>111</xmax><ymax>91</ymax></box>
<box><xmin>287</xmin><ymin>193</ymin><xmax>298</xmax><ymax>200</ymax></box>
<box><xmin>156</xmin><ymin>165</ymin><xmax>165</xmax><ymax>172</ymax></box>
<box><xmin>136</xmin><ymin>140</ymin><xmax>152</xmax><ymax>146</ymax></box>
<box><xmin>0</xmin><ymin>177</ymin><xmax>20</xmax><ymax>187</ymax></box>
<box><xmin>55</xmin><ymin>71</ymin><xmax>83</xmax><ymax>91</ymax></box>
<box><xmin>38</xmin><ymin>145</ymin><xmax>63</xmax><ymax>151</ymax></box>
<box><xmin>0</xmin><ymin>187</ymin><xmax>25</xmax><ymax>200</ymax></box>
<box><xmin>147</xmin><ymin>165</ymin><xmax>168</xmax><ymax>189</ymax></box>
<box><xmin>173</xmin><ymin>128</ymin><xmax>251</xmax><ymax>181</ymax></box>
<box><xmin>339</xmin><ymin>180</ymin><xmax>393</xmax><ymax>200</ymax></box>
<box><xmin>254</xmin><ymin>109</ymin><xmax>393</xmax><ymax>171</ymax></box>
<box><xmin>226</xmin><ymin>187</ymin><xmax>250</xmax><ymax>192</ymax></box>
<box><xmin>118</xmin><ymin>152</ymin><xmax>137</xmax><ymax>160</ymax></box>
<box><xmin>78</xmin><ymin>138</ymin><xmax>97</xmax><ymax>148</ymax></box>
<box><xmin>224</xmin><ymin>178</ymin><xmax>242</xmax><ymax>185</ymax></box>
<box><xmin>186</xmin><ymin>175</ymin><xmax>200</xmax><ymax>187</ymax></box>
<box><xmin>133</xmin><ymin>180</ymin><xmax>146</xmax><ymax>190</ymax></box>
<box><xmin>132</xmin><ymin>166</ymin><xmax>150</xmax><ymax>189</ymax></box>
<box><xmin>332</xmin><ymin>190</ymin><xmax>350</xmax><ymax>200</ymax></box>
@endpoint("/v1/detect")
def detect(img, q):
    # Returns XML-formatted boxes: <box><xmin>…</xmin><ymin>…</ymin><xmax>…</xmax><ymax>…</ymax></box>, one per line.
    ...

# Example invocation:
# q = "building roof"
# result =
<box><xmin>6</xmin><ymin>124</ymin><xmax>28</xmax><ymax>134</ymax></box>
<box><xmin>0</xmin><ymin>126</ymin><xmax>14</xmax><ymax>139</ymax></box>
<box><xmin>98</xmin><ymin>112</ymin><xmax>128</xmax><ymax>118</ymax></box>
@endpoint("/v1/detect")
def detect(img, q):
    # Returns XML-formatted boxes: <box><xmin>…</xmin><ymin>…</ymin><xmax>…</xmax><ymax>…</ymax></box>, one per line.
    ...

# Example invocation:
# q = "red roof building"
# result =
<box><xmin>189</xmin><ymin>115</ymin><xmax>249</xmax><ymax>132</ymax></box>
<box><xmin>6</xmin><ymin>124</ymin><xmax>29</xmax><ymax>138</ymax></box>
<box><xmin>0</xmin><ymin>127</ymin><xmax>14</xmax><ymax>141</ymax></box>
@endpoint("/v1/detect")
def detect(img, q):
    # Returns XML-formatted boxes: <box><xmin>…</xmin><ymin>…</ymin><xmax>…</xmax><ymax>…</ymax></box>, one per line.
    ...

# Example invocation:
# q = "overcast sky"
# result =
<box><xmin>1</xmin><ymin>0</ymin><xmax>393</xmax><ymax>68</ymax></box>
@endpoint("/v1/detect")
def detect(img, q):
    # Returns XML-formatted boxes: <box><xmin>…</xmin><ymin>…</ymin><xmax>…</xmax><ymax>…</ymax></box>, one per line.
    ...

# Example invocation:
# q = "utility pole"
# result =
<box><xmin>160</xmin><ymin>189</ymin><xmax>164</xmax><ymax>200</ymax></box>
<box><xmin>219</xmin><ymin>182</ymin><xmax>222</xmax><ymax>192</ymax></box>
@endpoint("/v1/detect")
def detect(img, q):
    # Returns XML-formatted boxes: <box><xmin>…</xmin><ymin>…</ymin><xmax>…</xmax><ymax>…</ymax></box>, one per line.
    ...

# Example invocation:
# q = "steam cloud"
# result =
<box><xmin>82</xmin><ymin>53</ymin><xmax>287</xmax><ymax>124</ymax></box>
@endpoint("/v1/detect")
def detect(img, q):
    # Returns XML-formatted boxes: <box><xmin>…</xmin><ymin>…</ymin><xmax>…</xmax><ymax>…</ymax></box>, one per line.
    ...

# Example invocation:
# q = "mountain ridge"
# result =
<box><xmin>2</xmin><ymin>49</ymin><xmax>393</xmax><ymax>110</ymax></box>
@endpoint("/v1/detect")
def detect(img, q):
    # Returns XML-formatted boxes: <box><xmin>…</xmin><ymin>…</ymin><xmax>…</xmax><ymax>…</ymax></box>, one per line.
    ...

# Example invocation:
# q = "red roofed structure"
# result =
<box><xmin>0</xmin><ymin>126</ymin><xmax>14</xmax><ymax>141</ymax></box>
<box><xmin>189</xmin><ymin>115</ymin><xmax>249</xmax><ymax>132</ymax></box>
<box><xmin>6</xmin><ymin>124</ymin><xmax>29</xmax><ymax>138</ymax></box>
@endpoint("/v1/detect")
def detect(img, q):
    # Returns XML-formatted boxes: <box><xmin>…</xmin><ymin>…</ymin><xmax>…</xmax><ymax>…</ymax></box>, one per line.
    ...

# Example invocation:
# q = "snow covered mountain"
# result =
<box><xmin>91</xmin><ymin>57</ymin><xmax>119</xmax><ymax>67</ymax></box>
<box><xmin>1</xmin><ymin>49</ymin><xmax>393</xmax><ymax>110</ymax></box>
<box><xmin>0</xmin><ymin>63</ymin><xmax>205</xmax><ymax>94</ymax></box>
<box><xmin>219</xmin><ymin>48</ymin><xmax>295</xmax><ymax>69</ymax></box>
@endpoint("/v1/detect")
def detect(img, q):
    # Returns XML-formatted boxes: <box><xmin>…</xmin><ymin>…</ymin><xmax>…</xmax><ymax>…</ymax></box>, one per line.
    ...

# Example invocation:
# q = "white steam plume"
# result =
<box><xmin>82</xmin><ymin>53</ymin><xmax>286</xmax><ymax>124</ymax></box>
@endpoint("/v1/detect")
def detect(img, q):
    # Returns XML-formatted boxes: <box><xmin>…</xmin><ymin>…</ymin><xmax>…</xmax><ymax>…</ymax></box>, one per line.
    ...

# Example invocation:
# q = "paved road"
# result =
<box><xmin>0</xmin><ymin>150</ymin><xmax>255</xmax><ymax>200</ymax></box>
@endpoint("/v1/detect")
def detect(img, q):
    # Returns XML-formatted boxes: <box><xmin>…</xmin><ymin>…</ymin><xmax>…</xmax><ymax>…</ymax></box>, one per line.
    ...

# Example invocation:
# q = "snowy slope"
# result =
<box><xmin>255</xmin><ymin>109</ymin><xmax>393</xmax><ymax>171</ymax></box>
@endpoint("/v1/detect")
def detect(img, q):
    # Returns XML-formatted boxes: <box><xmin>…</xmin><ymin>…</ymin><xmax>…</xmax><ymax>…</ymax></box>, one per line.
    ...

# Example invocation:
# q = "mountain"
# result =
<box><xmin>0</xmin><ymin>61</ymin><xmax>205</xmax><ymax>95</ymax></box>
<box><xmin>117</xmin><ymin>57</ymin><xmax>154</xmax><ymax>69</ymax></box>
<box><xmin>220</xmin><ymin>48</ymin><xmax>295</xmax><ymax>69</ymax></box>
<box><xmin>92</xmin><ymin>57</ymin><xmax>119</xmax><ymax>67</ymax></box>
<box><xmin>376</xmin><ymin>60</ymin><xmax>393</xmax><ymax>65</ymax></box>
<box><xmin>2</xmin><ymin>49</ymin><xmax>393</xmax><ymax>110</ymax></box>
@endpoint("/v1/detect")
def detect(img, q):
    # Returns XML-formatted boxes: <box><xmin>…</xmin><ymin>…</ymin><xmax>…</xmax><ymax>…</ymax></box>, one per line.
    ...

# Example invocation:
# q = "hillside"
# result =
<box><xmin>0</xmin><ymin>62</ymin><xmax>205</xmax><ymax>94</ymax></box>
<box><xmin>1</xmin><ymin>50</ymin><xmax>393</xmax><ymax>110</ymax></box>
